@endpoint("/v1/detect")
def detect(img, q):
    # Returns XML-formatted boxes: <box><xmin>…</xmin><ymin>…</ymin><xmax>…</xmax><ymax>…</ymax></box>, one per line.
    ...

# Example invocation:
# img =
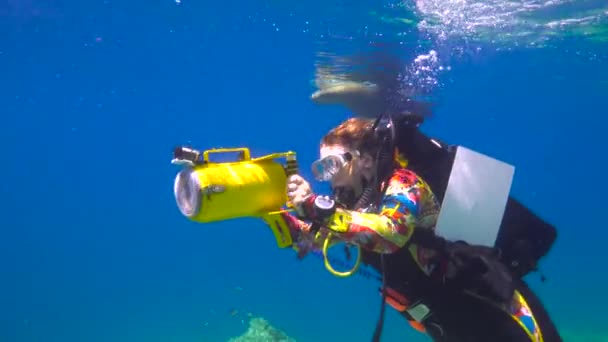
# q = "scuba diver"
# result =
<box><xmin>281</xmin><ymin>116</ymin><xmax>561</xmax><ymax>342</ymax></box>
<box><xmin>274</xmin><ymin>74</ymin><xmax>562</xmax><ymax>341</ymax></box>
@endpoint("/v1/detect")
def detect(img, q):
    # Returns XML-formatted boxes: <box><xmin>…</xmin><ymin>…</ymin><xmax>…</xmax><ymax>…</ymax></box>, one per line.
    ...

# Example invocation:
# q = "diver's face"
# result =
<box><xmin>318</xmin><ymin>144</ymin><xmax>360</xmax><ymax>189</ymax></box>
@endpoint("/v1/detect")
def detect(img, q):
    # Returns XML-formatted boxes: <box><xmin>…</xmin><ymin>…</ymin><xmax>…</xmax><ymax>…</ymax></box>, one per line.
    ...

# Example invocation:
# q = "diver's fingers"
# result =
<box><xmin>287</xmin><ymin>186</ymin><xmax>306</xmax><ymax>197</ymax></box>
<box><xmin>288</xmin><ymin>174</ymin><xmax>305</xmax><ymax>185</ymax></box>
<box><xmin>287</xmin><ymin>191</ymin><xmax>303</xmax><ymax>204</ymax></box>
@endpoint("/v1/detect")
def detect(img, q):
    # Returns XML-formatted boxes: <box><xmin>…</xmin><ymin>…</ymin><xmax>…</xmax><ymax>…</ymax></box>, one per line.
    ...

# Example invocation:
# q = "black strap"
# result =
<box><xmin>369</xmin><ymin>113</ymin><xmax>400</xmax><ymax>342</ymax></box>
<box><xmin>371</xmin><ymin>254</ymin><xmax>388</xmax><ymax>342</ymax></box>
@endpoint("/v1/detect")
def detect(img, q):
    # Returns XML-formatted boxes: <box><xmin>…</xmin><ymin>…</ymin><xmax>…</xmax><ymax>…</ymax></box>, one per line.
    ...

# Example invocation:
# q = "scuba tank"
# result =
<box><xmin>361</xmin><ymin>112</ymin><xmax>557</xmax><ymax>342</ymax></box>
<box><xmin>390</xmin><ymin>114</ymin><xmax>557</xmax><ymax>279</ymax></box>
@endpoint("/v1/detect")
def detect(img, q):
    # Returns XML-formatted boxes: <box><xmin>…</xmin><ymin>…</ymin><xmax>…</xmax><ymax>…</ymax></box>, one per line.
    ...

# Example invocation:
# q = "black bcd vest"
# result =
<box><xmin>361</xmin><ymin>117</ymin><xmax>557</xmax><ymax>292</ymax></box>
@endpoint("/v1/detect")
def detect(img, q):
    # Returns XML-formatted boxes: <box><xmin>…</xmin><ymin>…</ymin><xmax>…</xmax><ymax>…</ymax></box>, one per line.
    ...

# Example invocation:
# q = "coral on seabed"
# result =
<box><xmin>227</xmin><ymin>317</ymin><xmax>296</xmax><ymax>342</ymax></box>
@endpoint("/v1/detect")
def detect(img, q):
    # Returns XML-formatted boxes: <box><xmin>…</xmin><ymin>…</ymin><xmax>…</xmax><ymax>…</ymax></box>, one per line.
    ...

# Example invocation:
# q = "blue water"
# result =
<box><xmin>1</xmin><ymin>1</ymin><xmax>607</xmax><ymax>341</ymax></box>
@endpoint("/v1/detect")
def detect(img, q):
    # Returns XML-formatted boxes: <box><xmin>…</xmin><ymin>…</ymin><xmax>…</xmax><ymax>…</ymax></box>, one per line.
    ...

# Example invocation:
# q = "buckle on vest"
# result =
<box><xmin>406</xmin><ymin>302</ymin><xmax>432</xmax><ymax>323</ymax></box>
<box><xmin>382</xmin><ymin>287</ymin><xmax>431</xmax><ymax>334</ymax></box>
<box><xmin>382</xmin><ymin>287</ymin><xmax>432</xmax><ymax>323</ymax></box>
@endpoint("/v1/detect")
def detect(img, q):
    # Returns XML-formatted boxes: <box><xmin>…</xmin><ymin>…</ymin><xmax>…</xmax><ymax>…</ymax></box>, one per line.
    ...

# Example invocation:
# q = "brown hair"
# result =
<box><xmin>320</xmin><ymin>117</ymin><xmax>380</xmax><ymax>154</ymax></box>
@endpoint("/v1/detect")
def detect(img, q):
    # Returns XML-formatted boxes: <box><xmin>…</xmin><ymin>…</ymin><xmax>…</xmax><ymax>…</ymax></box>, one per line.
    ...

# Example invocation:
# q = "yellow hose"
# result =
<box><xmin>322</xmin><ymin>232</ymin><xmax>362</xmax><ymax>277</ymax></box>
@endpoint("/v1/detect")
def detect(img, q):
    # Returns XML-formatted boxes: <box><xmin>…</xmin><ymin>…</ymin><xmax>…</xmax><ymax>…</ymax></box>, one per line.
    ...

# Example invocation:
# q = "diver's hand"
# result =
<box><xmin>286</xmin><ymin>174</ymin><xmax>312</xmax><ymax>208</ymax></box>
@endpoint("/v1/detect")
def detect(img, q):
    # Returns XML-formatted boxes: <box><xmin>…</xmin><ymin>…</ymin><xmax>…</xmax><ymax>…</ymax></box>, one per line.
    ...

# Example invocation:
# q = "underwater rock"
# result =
<box><xmin>227</xmin><ymin>317</ymin><xmax>296</xmax><ymax>342</ymax></box>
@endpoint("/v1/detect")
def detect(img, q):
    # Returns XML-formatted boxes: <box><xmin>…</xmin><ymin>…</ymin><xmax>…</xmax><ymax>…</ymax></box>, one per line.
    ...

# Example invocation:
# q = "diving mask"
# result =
<box><xmin>311</xmin><ymin>152</ymin><xmax>354</xmax><ymax>181</ymax></box>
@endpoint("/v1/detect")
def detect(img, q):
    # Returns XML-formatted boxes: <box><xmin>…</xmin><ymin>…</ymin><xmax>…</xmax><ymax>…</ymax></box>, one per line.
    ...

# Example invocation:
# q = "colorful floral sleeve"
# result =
<box><xmin>279</xmin><ymin>211</ymin><xmax>325</xmax><ymax>258</ymax></box>
<box><xmin>315</xmin><ymin>169</ymin><xmax>439</xmax><ymax>254</ymax></box>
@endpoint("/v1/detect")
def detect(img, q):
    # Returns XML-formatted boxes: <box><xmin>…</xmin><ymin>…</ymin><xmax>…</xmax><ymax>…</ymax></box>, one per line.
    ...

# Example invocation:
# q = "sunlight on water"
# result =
<box><xmin>305</xmin><ymin>0</ymin><xmax>607</xmax><ymax>107</ymax></box>
<box><xmin>412</xmin><ymin>0</ymin><xmax>608</xmax><ymax>47</ymax></box>
<box><xmin>312</xmin><ymin>46</ymin><xmax>447</xmax><ymax>112</ymax></box>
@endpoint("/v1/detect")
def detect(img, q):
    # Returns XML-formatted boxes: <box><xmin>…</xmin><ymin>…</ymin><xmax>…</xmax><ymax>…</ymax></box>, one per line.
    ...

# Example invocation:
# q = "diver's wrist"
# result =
<box><xmin>301</xmin><ymin>194</ymin><xmax>338</xmax><ymax>225</ymax></box>
<box><xmin>313</xmin><ymin>195</ymin><xmax>337</xmax><ymax>221</ymax></box>
<box><xmin>295</xmin><ymin>193</ymin><xmax>317</xmax><ymax>220</ymax></box>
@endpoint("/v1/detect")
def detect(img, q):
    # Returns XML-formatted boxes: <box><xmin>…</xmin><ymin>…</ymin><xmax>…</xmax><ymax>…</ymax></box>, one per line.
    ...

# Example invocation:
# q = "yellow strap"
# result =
<box><xmin>463</xmin><ymin>290</ymin><xmax>543</xmax><ymax>342</ymax></box>
<box><xmin>509</xmin><ymin>291</ymin><xmax>544</xmax><ymax>342</ymax></box>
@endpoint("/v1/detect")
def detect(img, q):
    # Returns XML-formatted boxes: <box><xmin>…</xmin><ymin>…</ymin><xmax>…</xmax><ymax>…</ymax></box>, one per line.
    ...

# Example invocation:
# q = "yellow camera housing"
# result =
<box><xmin>173</xmin><ymin>147</ymin><xmax>296</xmax><ymax>248</ymax></box>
